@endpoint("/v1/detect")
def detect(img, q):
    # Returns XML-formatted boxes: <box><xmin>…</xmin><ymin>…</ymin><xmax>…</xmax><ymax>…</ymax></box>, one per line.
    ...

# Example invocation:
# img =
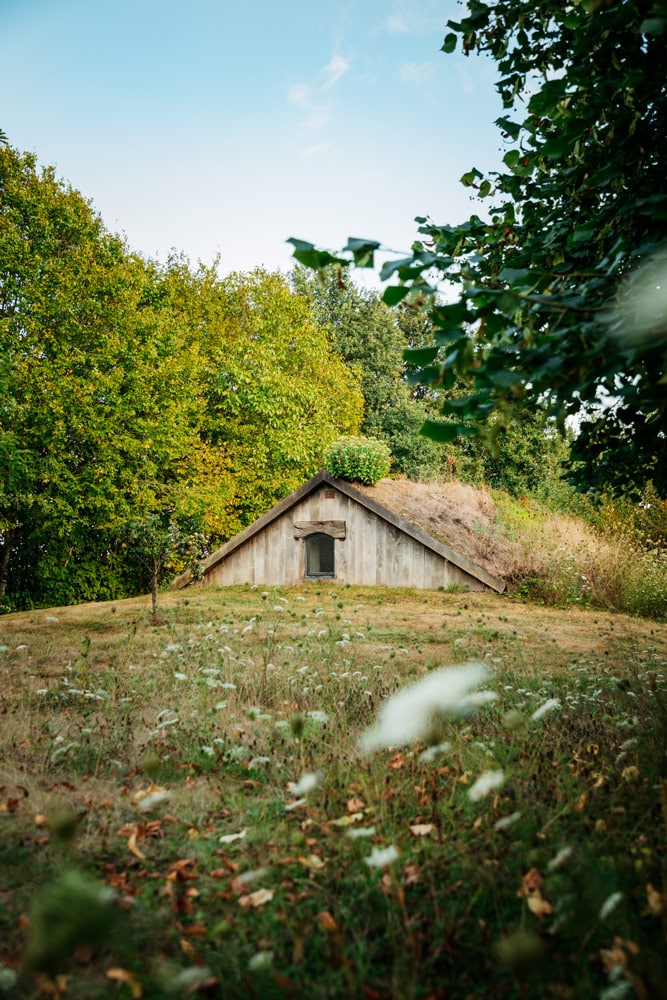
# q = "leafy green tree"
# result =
<box><xmin>124</xmin><ymin>509</ymin><xmax>208</xmax><ymax>621</ymax></box>
<box><xmin>0</xmin><ymin>146</ymin><xmax>209</xmax><ymax>608</ymax></box>
<box><xmin>292</xmin><ymin>267</ymin><xmax>444</xmax><ymax>480</ymax></box>
<box><xmin>291</xmin><ymin>0</ymin><xmax>667</xmax><ymax>497</ymax></box>
<box><xmin>163</xmin><ymin>262</ymin><xmax>364</xmax><ymax>537</ymax></box>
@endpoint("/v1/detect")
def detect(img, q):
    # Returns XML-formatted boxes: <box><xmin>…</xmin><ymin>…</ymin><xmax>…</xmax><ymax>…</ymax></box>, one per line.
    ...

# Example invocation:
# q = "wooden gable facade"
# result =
<box><xmin>177</xmin><ymin>471</ymin><xmax>505</xmax><ymax>593</ymax></box>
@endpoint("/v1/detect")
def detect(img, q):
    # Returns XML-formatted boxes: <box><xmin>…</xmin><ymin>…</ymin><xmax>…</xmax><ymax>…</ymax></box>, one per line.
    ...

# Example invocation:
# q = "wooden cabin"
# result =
<box><xmin>174</xmin><ymin>471</ymin><xmax>505</xmax><ymax>593</ymax></box>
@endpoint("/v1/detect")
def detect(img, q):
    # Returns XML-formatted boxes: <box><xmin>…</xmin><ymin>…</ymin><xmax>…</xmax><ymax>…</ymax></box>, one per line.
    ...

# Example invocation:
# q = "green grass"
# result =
<box><xmin>0</xmin><ymin>586</ymin><xmax>666</xmax><ymax>998</ymax></box>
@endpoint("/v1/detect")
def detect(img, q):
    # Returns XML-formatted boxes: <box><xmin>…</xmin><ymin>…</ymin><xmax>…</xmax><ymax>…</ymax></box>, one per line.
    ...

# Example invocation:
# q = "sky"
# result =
<box><xmin>1</xmin><ymin>0</ymin><xmax>503</xmax><ymax>280</ymax></box>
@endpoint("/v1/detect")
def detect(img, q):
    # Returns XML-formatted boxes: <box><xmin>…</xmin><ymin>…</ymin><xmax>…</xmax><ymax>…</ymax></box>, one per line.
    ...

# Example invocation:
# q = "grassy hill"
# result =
<box><xmin>1</xmin><ymin>586</ymin><xmax>666</xmax><ymax>998</ymax></box>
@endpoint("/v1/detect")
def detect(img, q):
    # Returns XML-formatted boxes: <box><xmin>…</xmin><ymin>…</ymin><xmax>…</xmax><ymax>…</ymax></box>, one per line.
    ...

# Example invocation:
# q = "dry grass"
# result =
<box><xmin>1</xmin><ymin>586</ymin><xmax>666</xmax><ymax>998</ymax></box>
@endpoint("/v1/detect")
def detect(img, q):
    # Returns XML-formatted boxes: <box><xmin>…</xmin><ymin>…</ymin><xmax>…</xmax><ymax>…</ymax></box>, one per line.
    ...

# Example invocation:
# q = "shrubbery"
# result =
<box><xmin>325</xmin><ymin>436</ymin><xmax>391</xmax><ymax>485</ymax></box>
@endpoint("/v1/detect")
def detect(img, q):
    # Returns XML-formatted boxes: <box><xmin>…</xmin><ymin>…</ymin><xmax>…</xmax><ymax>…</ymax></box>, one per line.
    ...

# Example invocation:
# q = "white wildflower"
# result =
<box><xmin>418</xmin><ymin>742</ymin><xmax>451</xmax><ymax>763</ymax></box>
<box><xmin>531</xmin><ymin>698</ymin><xmax>561</xmax><ymax>721</ymax></box>
<box><xmin>468</xmin><ymin>769</ymin><xmax>505</xmax><ymax>802</ymax></box>
<box><xmin>219</xmin><ymin>829</ymin><xmax>246</xmax><ymax>844</ymax></box>
<box><xmin>360</xmin><ymin>662</ymin><xmax>490</xmax><ymax>752</ymax></box>
<box><xmin>347</xmin><ymin>826</ymin><xmax>376</xmax><ymax>839</ymax></box>
<box><xmin>173</xmin><ymin>672</ymin><xmax>187</xmax><ymax>681</ymax></box>
<box><xmin>307</xmin><ymin>710</ymin><xmax>329</xmax><ymax>724</ymax></box>
<box><xmin>493</xmin><ymin>811</ymin><xmax>521</xmax><ymax>831</ymax></box>
<box><xmin>237</xmin><ymin>867</ymin><xmax>267</xmax><ymax>885</ymax></box>
<box><xmin>136</xmin><ymin>790</ymin><xmax>173</xmax><ymax>811</ymax></box>
<box><xmin>599</xmin><ymin>891</ymin><xmax>624</xmax><ymax>922</ymax></box>
<box><xmin>248</xmin><ymin>951</ymin><xmax>274</xmax><ymax>972</ymax></box>
<box><xmin>284</xmin><ymin>798</ymin><xmax>307</xmax><ymax>811</ymax></box>
<box><xmin>0</xmin><ymin>964</ymin><xmax>19</xmax><ymax>990</ymax></box>
<box><xmin>547</xmin><ymin>846</ymin><xmax>574</xmax><ymax>872</ymax></box>
<box><xmin>288</xmin><ymin>772</ymin><xmax>321</xmax><ymax>796</ymax></box>
<box><xmin>45</xmin><ymin>615</ymin><xmax>60</xmax><ymax>623</ymax></box>
<box><xmin>249</xmin><ymin>756</ymin><xmax>271</xmax><ymax>769</ymax></box>
<box><xmin>365</xmin><ymin>845</ymin><xmax>399</xmax><ymax>868</ymax></box>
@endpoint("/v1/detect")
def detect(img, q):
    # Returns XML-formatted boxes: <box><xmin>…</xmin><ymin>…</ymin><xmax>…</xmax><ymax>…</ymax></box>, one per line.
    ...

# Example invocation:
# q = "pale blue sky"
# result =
<box><xmin>1</xmin><ymin>0</ymin><xmax>503</xmax><ymax>277</ymax></box>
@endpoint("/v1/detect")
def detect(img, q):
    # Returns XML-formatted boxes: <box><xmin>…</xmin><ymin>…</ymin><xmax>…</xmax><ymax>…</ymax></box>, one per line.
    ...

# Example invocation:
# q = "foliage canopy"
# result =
<box><xmin>291</xmin><ymin>0</ymin><xmax>667</xmax><ymax>497</ymax></box>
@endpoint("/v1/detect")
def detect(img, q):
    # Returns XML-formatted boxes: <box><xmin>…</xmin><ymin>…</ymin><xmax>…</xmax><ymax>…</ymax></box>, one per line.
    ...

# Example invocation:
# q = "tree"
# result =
<box><xmin>0</xmin><ymin>147</ymin><xmax>210</xmax><ymax>608</ymax></box>
<box><xmin>290</xmin><ymin>0</ymin><xmax>667</xmax><ymax>497</ymax></box>
<box><xmin>124</xmin><ymin>509</ymin><xmax>208</xmax><ymax>621</ymax></box>
<box><xmin>292</xmin><ymin>267</ymin><xmax>445</xmax><ymax>480</ymax></box>
<box><xmin>163</xmin><ymin>262</ymin><xmax>364</xmax><ymax>537</ymax></box>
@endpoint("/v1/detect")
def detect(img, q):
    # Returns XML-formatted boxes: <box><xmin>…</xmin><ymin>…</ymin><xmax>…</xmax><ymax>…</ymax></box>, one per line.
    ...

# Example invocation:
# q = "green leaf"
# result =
<box><xmin>403</xmin><ymin>346</ymin><xmax>439</xmax><ymax>365</ymax></box>
<box><xmin>344</xmin><ymin>237</ymin><xmax>381</xmax><ymax>268</ymax></box>
<box><xmin>419</xmin><ymin>419</ymin><xmax>463</xmax><ymax>443</ymax></box>
<box><xmin>460</xmin><ymin>168</ymin><xmax>483</xmax><ymax>187</ymax></box>
<box><xmin>441</xmin><ymin>32</ymin><xmax>457</xmax><ymax>53</ymax></box>
<box><xmin>382</xmin><ymin>285</ymin><xmax>411</xmax><ymax>306</ymax></box>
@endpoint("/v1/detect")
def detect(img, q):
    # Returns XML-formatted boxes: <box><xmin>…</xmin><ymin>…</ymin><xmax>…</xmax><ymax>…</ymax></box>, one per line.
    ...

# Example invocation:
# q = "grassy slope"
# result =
<box><xmin>1</xmin><ymin>585</ymin><xmax>666</xmax><ymax>999</ymax></box>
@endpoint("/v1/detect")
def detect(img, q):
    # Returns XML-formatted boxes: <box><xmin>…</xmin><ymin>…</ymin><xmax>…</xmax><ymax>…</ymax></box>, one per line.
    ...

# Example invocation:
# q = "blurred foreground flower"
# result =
<box><xmin>531</xmin><ymin>698</ymin><xmax>561</xmax><ymax>722</ymax></box>
<box><xmin>468</xmin><ymin>769</ymin><xmax>505</xmax><ymax>802</ymax></box>
<box><xmin>609</xmin><ymin>244</ymin><xmax>667</xmax><ymax>342</ymax></box>
<box><xmin>360</xmin><ymin>662</ymin><xmax>492</xmax><ymax>752</ymax></box>
<box><xmin>288</xmin><ymin>771</ymin><xmax>321</xmax><ymax>796</ymax></box>
<box><xmin>365</xmin><ymin>845</ymin><xmax>399</xmax><ymax>868</ymax></box>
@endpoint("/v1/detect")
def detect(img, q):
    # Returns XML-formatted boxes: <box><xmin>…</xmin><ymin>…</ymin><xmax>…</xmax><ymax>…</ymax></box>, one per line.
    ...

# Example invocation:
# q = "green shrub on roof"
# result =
<box><xmin>325</xmin><ymin>436</ymin><xmax>391</xmax><ymax>485</ymax></box>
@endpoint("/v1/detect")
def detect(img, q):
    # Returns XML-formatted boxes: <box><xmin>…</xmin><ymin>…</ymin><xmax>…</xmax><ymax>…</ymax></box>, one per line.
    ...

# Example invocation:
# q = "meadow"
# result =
<box><xmin>1</xmin><ymin>585</ymin><xmax>666</xmax><ymax>999</ymax></box>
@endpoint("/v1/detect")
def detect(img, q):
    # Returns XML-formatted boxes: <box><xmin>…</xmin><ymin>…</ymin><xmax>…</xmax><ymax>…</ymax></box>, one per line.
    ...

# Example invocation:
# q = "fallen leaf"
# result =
<box><xmin>389</xmin><ymin>753</ymin><xmax>403</xmax><ymax>770</ymax></box>
<box><xmin>107</xmin><ymin>967</ymin><xmax>143</xmax><ymax>998</ymax></box>
<box><xmin>409</xmin><ymin>823</ymin><xmax>434</xmax><ymax>837</ymax></box>
<box><xmin>179</xmin><ymin>937</ymin><xmax>197</xmax><ymax>959</ymax></box>
<box><xmin>347</xmin><ymin>797</ymin><xmax>364</xmax><ymax>813</ymax></box>
<box><xmin>128</xmin><ymin>832</ymin><xmax>147</xmax><ymax>860</ymax></box>
<box><xmin>330</xmin><ymin>813</ymin><xmax>363</xmax><ymax>827</ymax></box>
<box><xmin>646</xmin><ymin>882</ymin><xmax>663</xmax><ymax>916</ymax></box>
<box><xmin>298</xmin><ymin>854</ymin><xmax>325</xmax><ymax>870</ymax></box>
<box><xmin>239</xmin><ymin>888</ymin><xmax>274</xmax><ymax>909</ymax></box>
<box><xmin>316</xmin><ymin>910</ymin><xmax>338</xmax><ymax>933</ymax></box>
<box><xmin>526</xmin><ymin>892</ymin><xmax>553</xmax><ymax>918</ymax></box>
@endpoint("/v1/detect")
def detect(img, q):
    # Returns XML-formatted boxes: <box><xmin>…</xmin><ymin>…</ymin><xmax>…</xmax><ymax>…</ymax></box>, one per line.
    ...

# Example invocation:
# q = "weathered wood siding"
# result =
<box><xmin>204</xmin><ymin>484</ymin><xmax>486</xmax><ymax>590</ymax></box>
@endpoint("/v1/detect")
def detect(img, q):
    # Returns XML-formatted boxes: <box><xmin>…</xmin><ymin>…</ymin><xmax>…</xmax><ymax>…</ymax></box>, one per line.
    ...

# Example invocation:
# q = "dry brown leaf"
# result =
<box><xmin>347</xmin><ymin>797</ymin><xmax>364</xmax><ymax>813</ymax></box>
<box><xmin>298</xmin><ymin>854</ymin><xmax>326</xmax><ymax>870</ymax></box>
<box><xmin>239</xmin><ymin>888</ymin><xmax>274</xmax><ymax>909</ymax></box>
<box><xmin>106</xmin><ymin>967</ymin><xmax>143</xmax><ymax>998</ymax></box>
<box><xmin>128</xmin><ymin>832</ymin><xmax>147</xmax><ymax>861</ymax></box>
<box><xmin>646</xmin><ymin>882</ymin><xmax>663</xmax><ymax>916</ymax></box>
<box><xmin>316</xmin><ymin>910</ymin><xmax>338</xmax><ymax>933</ymax></box>
<box><xmin>526</xmin><ymin>892</ymin><xmax>553</xmax><ymax>918</ymax></box>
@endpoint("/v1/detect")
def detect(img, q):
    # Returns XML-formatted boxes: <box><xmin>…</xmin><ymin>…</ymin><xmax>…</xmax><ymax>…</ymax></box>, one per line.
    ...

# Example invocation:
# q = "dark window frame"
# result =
<box><xmin>305</xmin><ymin>532</ymin><xmax>335</xmax><ymax>578</ymax></box>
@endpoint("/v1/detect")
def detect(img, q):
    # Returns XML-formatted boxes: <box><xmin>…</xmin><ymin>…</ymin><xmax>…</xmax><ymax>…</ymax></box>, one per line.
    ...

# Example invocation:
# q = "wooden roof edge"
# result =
<box><xmin>198</xmin><ymin>470</ymin><xmax>332</xmax><ymax>578</ymax></box>
<box><xmin>333</xmin><ymin>478</ymin><xmax>507</xmax><ymax>593</ymax></box>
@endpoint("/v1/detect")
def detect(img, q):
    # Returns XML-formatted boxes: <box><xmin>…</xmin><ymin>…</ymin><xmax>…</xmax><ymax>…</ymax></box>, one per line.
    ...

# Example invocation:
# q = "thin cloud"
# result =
<box><xmin>321</xmin><ymin>54</ymin><xmax>351</xmax><ymax>90</ymax></box>
<box><xmin>303</xmin><ymin>142</ymin><xmax>333</xmax><ymax>158</ymax></box>
<box><xmin>399</xmin><ymin>61</ymin><xmax>435</xmax><ymax>85</ymax></box>
<box><xmin>381</xmin><ymin>1</ymin><xmax>443</xmax><ymax>35</ymax></box>
<box><xmin>287</xmin><ymin>83</ymin><xmax>311</xmax><ymax>108</ymax></box>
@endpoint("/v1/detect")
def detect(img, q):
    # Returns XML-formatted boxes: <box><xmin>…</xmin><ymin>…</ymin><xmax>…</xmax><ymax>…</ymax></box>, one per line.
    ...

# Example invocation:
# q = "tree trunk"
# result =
<box><xmin>0</xmin><ymin>527</ymin><xmax>15</xmax><ymax>601</ymax></box>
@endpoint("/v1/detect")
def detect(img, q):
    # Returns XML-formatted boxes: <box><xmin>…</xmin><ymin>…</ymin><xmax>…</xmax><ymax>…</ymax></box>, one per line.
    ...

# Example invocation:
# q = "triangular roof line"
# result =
<box><xmin>183</xmin><ymin>470</ymin><xmax>504</xmax><ymax>593</ymax></box>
